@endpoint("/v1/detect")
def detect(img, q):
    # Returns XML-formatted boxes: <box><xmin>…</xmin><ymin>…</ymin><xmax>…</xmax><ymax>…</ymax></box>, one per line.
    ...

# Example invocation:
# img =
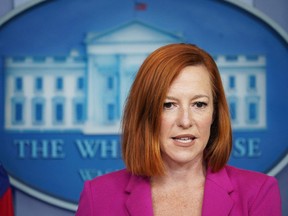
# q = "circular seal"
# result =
<box><xmin>0</xmin><ymin>0</ymin><xmax>287</xmax><ymax>211</ymax></box>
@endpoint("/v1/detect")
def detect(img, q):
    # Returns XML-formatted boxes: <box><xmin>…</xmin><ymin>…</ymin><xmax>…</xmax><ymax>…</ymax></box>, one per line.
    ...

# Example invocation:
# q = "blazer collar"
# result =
<box><xmin>202</xmin><ymin>167</ymin><xmax>234</xmax><ymax>216</ymax></box>
<box><xmin>125</xmin><ymin>174</ymin><xmax>154</xmax><ymax>216</ymax></box>
<box><xmin>124</xmin><ymin>166</ymin><xmax>235</xmax><ymax>216</ymax></box>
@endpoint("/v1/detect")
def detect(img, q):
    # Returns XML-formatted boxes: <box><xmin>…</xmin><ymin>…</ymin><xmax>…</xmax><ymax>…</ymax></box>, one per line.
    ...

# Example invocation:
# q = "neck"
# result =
<box><xmin>152</xmin><ymin>158</ymin><xmax>206</xmax><ymax>186</ymax></box>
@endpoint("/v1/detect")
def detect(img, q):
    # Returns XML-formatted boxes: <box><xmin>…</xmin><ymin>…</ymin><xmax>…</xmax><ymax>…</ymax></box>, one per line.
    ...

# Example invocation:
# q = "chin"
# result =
<box><xmin>165</xmin><ymin>154</ymin><xmax>200</xmax><ymax>165</ymax></box>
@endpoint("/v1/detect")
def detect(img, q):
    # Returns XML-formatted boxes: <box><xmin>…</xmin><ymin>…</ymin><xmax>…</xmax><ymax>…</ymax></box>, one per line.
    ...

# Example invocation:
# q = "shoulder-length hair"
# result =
<box><xmin>122</xmin><ymin>43</ymin><xmax>232</xmax><ymax>176</ymax></box>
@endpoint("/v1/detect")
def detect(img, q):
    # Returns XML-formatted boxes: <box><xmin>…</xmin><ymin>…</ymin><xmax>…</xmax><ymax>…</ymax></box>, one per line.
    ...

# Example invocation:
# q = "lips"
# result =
<box><xmin>172</xmin><ymin>134</ymin><xmax>196</xmax><ymax>144</ymax></box>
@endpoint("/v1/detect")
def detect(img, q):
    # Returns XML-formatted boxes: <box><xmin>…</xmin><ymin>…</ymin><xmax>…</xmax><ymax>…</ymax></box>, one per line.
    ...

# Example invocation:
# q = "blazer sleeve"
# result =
<box><xmin>249</xmin><ymin>176</ymin><xmax>282</xmax><ymax>216</ymax></box>
<box><xmin>76</xmin><ymin>181</ymin><xmax>93</xmax><ymax>216</ymax></box>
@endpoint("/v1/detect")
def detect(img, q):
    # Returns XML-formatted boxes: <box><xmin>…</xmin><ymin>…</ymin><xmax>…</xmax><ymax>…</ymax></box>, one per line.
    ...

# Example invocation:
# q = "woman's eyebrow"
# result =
<box><xmin>165</xmin><ymin>95</ymin><xmax>210</xmax><ymax>100</ymax></box>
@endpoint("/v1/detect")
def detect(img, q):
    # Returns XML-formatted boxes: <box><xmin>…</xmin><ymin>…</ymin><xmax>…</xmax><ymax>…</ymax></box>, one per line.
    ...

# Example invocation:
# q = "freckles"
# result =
<box><xmin>160</xmin><ymin>116</ymin><xmax>173</xmax><ymax>133</ymax></box>
<box><xmin>161</xmin><ymin>113</ymin><xmax>176</xmax><ymax>123</ymax></box>
<box><xmin>197</xmin><ymin>116</ymin><xmax>213</xmax><ymax>130</ymax></box>
<box><xmin>197</xmin><ymin>112</ymin><xmax>213</xmax><ymax>122</ymax></box>
<box><xmin>161</xmin><ymin>117</ymin><xmax>169</xmax><ymax>126</ymax></box>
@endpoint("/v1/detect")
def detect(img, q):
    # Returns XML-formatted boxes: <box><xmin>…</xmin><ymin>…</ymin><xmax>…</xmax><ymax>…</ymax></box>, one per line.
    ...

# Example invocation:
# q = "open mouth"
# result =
<box><xmin>172</xmin><ymin>135</ymin><xmax>196</xmax><ymax>143</ymax></box>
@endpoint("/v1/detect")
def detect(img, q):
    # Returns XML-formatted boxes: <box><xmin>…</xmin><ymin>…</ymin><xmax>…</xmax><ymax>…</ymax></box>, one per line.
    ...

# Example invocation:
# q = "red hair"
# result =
<box><xmin>122</xmin><ymin>43</ymin><xmax>232</xmax><ymax>176</ymax></box>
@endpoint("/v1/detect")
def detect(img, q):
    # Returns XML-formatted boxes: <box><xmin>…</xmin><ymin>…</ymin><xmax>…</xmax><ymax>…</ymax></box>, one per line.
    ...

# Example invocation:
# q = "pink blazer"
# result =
<box><xmin>76</xmin><ymin>166</ymin><xmax>282</xmax><ymax>216</ymax></box>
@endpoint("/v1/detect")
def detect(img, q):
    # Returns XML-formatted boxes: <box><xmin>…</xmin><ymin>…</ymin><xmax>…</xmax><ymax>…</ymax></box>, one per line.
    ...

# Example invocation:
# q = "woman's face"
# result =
<box><xmin>159</xmin><ymin>65</ymin><xmax>214</xmax><ymax>168</ymax></box>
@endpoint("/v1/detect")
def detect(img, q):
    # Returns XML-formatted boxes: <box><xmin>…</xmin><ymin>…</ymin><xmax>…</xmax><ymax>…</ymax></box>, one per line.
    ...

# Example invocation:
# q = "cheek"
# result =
<box><xmin>160</xmin><ymin>123</ymin><xmax>168</xmax><ymax>142</ymax></box>
<box><xmin>198</xmin><ymin>114</ymin><xmax>214</xmax><ymax>133</ymax></box>
<box><xmin>160</xmin><ymin>114</ymin><xmax>174</xmax><ymax>130</ymax></box>
<box><xmin>159</xmin><ymin>115</ymin><xmax>175</xmax><ymax>143</ymax></box>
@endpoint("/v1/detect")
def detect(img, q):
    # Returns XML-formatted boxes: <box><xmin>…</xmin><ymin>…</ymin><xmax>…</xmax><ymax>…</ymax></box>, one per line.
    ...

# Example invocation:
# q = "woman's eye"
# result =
<box><xmin>163</xmin><ymin>102</ymin><xmax>174</xmax><ymax>109</ymax></box>
<box><xmin>194</xmin><ymin>102</ymin><xmax>207</xmax><ymax>108</ymax></box>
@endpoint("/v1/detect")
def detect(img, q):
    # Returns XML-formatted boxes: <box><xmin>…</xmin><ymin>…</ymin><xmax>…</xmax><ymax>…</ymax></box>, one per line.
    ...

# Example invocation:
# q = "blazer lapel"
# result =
<box><xmin>202</xmin><ymin>167</ymin><xmax>234</xmax><ymax>216</ymax></box>
<box><xmin>125</xmin><ymin>174</ymin><xmax>154</xmax><ymax>216</ymax></box>
<box><xmin>124</xmin><ymin>167</ymin><xmax>234</xmax><ymax>216</ymax></box>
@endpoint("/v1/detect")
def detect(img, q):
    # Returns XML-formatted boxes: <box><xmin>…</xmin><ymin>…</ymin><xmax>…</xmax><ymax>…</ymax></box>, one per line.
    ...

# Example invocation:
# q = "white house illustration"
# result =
<box><xmin>216</xmin><ymin>55</ymin><xmax>266</xmax><ymax>130</ymax></box>
<box><xmin>4</xmin><ymin>21</ymin><xmax>266</xmax><ymax>133</ymax></box>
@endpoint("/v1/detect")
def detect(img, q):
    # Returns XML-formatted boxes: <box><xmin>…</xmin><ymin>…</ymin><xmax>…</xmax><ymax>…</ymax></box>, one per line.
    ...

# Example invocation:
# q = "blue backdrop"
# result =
<box><xmin>0</xmin><ymin>0</ymin><xmax>287</xmax><ymax>211</ymax></box>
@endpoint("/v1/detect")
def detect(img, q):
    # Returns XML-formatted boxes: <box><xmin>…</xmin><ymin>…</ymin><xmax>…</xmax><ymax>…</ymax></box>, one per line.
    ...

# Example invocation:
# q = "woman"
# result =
<box><xmin>76</xmin><ymin>44</ymin><xmax>282</xmax><ymax>215</ymax></box>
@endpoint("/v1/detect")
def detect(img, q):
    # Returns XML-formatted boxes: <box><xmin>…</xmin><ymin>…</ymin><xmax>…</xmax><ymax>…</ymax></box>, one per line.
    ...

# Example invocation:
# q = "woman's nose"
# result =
<box><xmin>177</xmin><ymin>107</ymin><xmax>193</xmax><ymax>128</ymax></box>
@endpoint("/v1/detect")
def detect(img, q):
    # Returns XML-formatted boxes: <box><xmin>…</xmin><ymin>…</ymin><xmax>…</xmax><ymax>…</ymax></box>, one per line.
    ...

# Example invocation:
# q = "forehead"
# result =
<box><xmin>167</xmin><ymin>65</ymin><xmax>212</xmax><ymax>94</ymax></box>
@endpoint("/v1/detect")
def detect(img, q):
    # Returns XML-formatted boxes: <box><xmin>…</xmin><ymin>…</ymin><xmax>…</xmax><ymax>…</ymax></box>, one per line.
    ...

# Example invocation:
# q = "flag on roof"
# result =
<box><xmin>135</xmin><ymin>2</ymin><xmax>147</xmax><ymax>11</ymax></box>
<box><xmin>0</xmin><ymin>164</ymin><xmax>14</xmax><ymax>216</ymax></box>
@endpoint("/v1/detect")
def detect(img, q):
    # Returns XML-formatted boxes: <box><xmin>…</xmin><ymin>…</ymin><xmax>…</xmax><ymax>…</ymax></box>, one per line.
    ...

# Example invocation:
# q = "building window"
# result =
<box><xmin>15</xmin><ymin>77</ymin><xmax>23</xmax><ymax>92</ymax></box>
<box><xmin>35</xmin><ymin>77</ymin><xmax>43</xmax><ymax>92</ymax></box>
<box><xmin>75</xmin><ymin>103</ymin><xmax>84</xmax><ymax>122</ymax></box>
<box><xmin>229</xmin><ymin>99</ymin><xmax>237</xmax><ymax>122</ymax></box>
<box><xmin>228</xmin><ymin>97</ymin><xmax>238</xmax><ymax>124</ymax></box>
<box><xmin>53</xmin><ymin>97</ymin><xmax>65</xmax><ymax>124</ymax></box>
<box><xmin>228</xmin><ymin>76</ymin><xmax>236</xmax><ymax>90</ymax></box>
<box><xmin>56</xmin><ymin>77</ymin><xmax>63</xmax><ymax>91</ymax></box>
<box><xmin>107</xmin><ymin>104</ymin><xmax>115</xmax><ymax>121</ymax></box>
<box><xmin>32</xmin><ymin>98</ymin><xmax>45</xmax><ymax>125</ymax></box>
<box><xmin>73</xmin><ymin>98</ymin><xmax>85</xmax><ymax>123</ymax></box>
<box><xmin>56</xmin><ymin>104</ymin><xmax>64</xmax><ymax>122</ymax></box>
<box><xmin>248</xmin><ymin>102</ymin><xmax>257</xmax><ymax>121</ymax></box>
<box><xmin>107</xmin><ymin>77</ymin><xmax>114</xmax><ymax>90</ymax></box>
<box><xmin>35</xmin><ymin>103</ymin><xmax>43</xmax><ymax>122</ymax></box>
<box><xmin>248</xmin><ymin>75</ymin><xmax>257</xmax><ymax>91</ymax></box>
<box><xmin>246</xmin><ymin>97</ymin><xmax>259</xmax><ymax>124</ymax></box>
<box><xmin>77</xmin><ymin>77</ymin><xmax>84</xmax><ymax>91</ymax></box>
<box><xmin>15</xmin><ymin>103</ymin><xmax>23</xmax><ymax>122</ymax></box>
<box><xmin>12</xmin><ymin>97</ymin><xmax>25</xmax><ymax>124</ymax></box>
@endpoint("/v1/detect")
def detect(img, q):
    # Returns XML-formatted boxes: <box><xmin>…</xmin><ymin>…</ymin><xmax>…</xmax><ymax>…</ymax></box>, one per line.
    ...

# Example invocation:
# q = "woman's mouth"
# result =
<box><xmin>172</xmin><ymin>135</ymin><xmax>196</xmax><ymax>144</ymax></box>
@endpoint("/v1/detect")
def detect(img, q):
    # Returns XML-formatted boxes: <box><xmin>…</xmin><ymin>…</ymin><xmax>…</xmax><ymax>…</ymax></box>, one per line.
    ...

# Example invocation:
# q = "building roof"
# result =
<box><xmin>85</xmin><ymin>20</ymin><xmax>184</xmax><ymax>44</ymax></box>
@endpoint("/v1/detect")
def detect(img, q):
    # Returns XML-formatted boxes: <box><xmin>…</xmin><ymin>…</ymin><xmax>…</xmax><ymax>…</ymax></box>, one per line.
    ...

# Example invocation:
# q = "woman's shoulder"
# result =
<box><xmin>79</xmin><ymin>169</ymin><xmax>132</xmax><ymax>205</ymax></box>
<box><xmin>224</xmin><ymin>165</ymin><xmax>278</xmax><ymax>192</ymax></box>
<box><xmin>222</xmin><ymin>166</ymin><xmax>281</xmax><ymax>215</ymax></box>
<box><xmin>87</xmin><ymin>169</ymin><xmax>132</xmax><ymax>188</ymax></box>
<box><xmin>225</xmin><ymin>165</ymin><xmax>274</xmax><ymax>180</ymax></box>
<box><xmin>76</xmin><ymin>170</ymin><xmax>135</xmax><ymax>215</ymax></box>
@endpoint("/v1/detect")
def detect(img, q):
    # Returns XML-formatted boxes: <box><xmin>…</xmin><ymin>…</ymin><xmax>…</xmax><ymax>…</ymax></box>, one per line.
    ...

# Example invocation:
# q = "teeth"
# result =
<box><xmin>174</xmin><ymin>138</ymin><xmax>193</xmax><ymax>143</ymax></box>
